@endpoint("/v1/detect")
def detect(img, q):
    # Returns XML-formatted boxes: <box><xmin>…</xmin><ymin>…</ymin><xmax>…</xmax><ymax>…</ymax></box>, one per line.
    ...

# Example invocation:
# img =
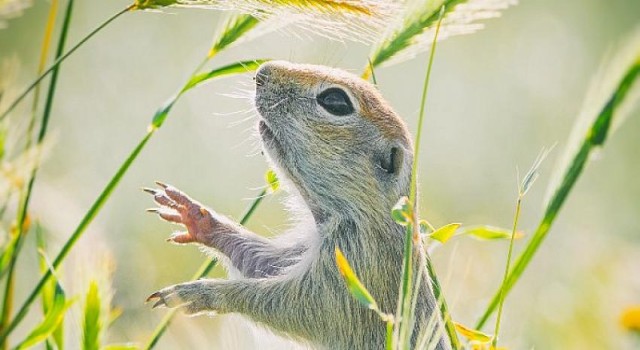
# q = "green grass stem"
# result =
<box><xmin>491</xmin><ymin>196</ymin><xmax>522</xmax><ymax>347</ymax></box>
<box><xmin>395</xmin><ymin>6</ymin><xmax>459</xmax><ymax>349</ymax></box>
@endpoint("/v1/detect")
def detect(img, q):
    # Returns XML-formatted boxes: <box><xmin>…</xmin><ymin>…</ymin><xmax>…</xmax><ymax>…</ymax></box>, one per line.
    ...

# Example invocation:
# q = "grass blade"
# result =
<box><xmin>0</xmin><ymin>5</ymin><xmax>134</xmax><ymax>121</ymax></box>
<box><xmin>335</xmin><ymin>247</ymin><xmax>379</xmax><ymax>311</ymax></box>
<box><xmin>490</xmin><ymin>192</ymin><xmax>522</xmax><ymax>347</ymax></box>
<box><xmin>475</xmin><ymin>37</ymin><xmax>640</xmax><ymax>330</ymax></box>
<box><xmin>460</xmin><ymin>225</ymin><xmax>522</xmax><ymax>241</ymax></box>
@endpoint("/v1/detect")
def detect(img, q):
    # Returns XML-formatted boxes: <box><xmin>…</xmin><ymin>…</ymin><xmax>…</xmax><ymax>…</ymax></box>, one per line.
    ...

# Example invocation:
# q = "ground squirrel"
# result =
<box><xmin>145</xmin><ymin>61</ymin><xmax>450</xmax><ymax>350</ymax></box>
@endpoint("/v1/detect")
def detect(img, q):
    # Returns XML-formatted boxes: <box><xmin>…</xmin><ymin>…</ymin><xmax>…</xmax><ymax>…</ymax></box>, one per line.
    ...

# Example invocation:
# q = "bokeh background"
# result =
<box><xmin>1</xmin><ymin>0</ymin><xmax>639</xmax><ymax>348</ymax></box>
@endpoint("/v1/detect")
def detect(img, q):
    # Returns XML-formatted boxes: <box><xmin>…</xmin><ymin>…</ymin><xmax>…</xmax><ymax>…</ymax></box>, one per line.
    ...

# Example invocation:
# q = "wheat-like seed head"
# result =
<box><xmin>134</xmin><ymin>0</ymin><xmax>401</xmax><ymax>43</ymax></box>
<box><xmin>367</xmin><ymin>0</ymin><xmax>516</xmax><ymax>73</ymax></box>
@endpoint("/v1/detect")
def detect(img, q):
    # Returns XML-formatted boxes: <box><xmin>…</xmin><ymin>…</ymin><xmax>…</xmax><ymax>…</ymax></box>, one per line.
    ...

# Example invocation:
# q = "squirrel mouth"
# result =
<box><xmin>259</xmin><ymin>120</ymin><xmax>274</xmax><ymax>141</ymax></box>
<box><xmin>259</xmin><ymin>120</ymin><xmax>282</xmax><ymax>156</ymax></box>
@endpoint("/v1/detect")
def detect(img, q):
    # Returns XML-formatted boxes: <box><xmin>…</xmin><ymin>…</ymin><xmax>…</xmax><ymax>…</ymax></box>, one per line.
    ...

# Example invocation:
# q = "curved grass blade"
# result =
<box><xmin>454</xmin><ymin>322</ymin><xmax>491</xmax><ymax>343</ymax></box>
<box><xmin>475</xmin><ymin>35</ymin><xmax>640</xmax><ymax>330</ymax></box>
<box><xmin>0</xmin><ymin>5</ymin><xmax>134</xmax><ymax>121</ymax></box>
<box><xmin>460</xmin><ymin>225</ymin><xmax>523</xmax><ymax>241</ymax></box>
<box><xmin>429</xmin><ymin>223</ymin><xmax>461</xmax><ymax>244</ymax></box>
<box><xmin>335</xmin><ymin>247</ymin><xmax>379</xmax><ymax>311</ymax></box>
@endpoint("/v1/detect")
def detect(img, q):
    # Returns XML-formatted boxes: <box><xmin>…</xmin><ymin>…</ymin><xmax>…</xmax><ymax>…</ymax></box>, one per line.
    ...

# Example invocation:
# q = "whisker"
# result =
<box><xmin>269</xmin><ymin>97</ymin><xmax>290</xmax><ymax>110</ymax></box>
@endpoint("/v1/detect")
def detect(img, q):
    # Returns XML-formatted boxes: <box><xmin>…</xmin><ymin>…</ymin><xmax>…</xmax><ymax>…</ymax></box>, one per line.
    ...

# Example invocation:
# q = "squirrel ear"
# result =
<box><xmin>380</xmin><ymin>146</ymin><xmax>403</xmax><ymax>175</ymax></box>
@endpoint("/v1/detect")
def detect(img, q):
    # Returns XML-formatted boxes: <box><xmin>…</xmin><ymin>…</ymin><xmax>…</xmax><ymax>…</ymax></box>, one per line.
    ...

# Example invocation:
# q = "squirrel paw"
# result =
<box><xmin>147</xmin><ymin>280</ymin><xmax>220</xmax><ymax>315</ymax></box>
<box><xmin>143</xmin><ymin>182</ymin><xmax>216</xmax><ymax>246</ymax></box>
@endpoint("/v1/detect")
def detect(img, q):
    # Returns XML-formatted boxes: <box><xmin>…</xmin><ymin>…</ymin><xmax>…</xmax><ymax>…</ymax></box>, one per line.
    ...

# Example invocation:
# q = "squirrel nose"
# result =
<box><xmin>255</xmin><ymin>65</ymin><xmax>271</xmax><ymax>87</ymax></box>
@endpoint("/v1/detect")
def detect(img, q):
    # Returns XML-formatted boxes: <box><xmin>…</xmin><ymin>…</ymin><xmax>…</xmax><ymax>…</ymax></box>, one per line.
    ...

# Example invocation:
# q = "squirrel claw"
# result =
<box><xmin>155</xmin><ymin>181</ymin><xmax>168</xmax><ymax>189</ymax></box>
<box><xmin>142</xmin><ymin>187</ymin><xmax>157</xmax><ymax>195</ymax></box>
<box><xmin>152</xmin><ymin>299</ymin><xmax>167</xmax><ymax>309</ymax></box>
<box><xmin>146</xmin><ymin>291</ymin><xmax>161</xmax><ymax>303</ymax></box>
<box><xmin>167</xmin><ymin>232</ymin><xmax>195</xmax><ymax>244</ymax></box>
<box><xmin>147</xmin><ymin>291</ymin><xmax>169</xmax><ymax>308</ymax></box>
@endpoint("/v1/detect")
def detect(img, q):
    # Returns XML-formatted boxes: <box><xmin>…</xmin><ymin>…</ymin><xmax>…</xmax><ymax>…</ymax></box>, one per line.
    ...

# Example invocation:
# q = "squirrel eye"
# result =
<box><xmin>317</xmin><ymin>88</ymin><xmax>354</xmax><ymax>116</ymax></box>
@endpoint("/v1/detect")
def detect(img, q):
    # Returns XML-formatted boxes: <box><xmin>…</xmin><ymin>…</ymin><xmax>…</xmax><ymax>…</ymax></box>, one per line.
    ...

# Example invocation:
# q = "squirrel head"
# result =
<box><xmin>254</xmin><ymin>61</ymin><xmax>413</xmax><ymax>223</ymax></box>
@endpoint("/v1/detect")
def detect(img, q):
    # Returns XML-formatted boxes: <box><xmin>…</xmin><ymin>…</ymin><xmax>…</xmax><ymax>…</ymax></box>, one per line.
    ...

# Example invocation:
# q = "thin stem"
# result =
<box><xmin>492</xmin><ymin>196</ymin><xmax>521</xmax><ymax>347</ymax></box>
<box><xmin>401</xmin><ymin>5</ymin><xmax>459</xmax><ymax>349</ymax></box>
<box><xmin>143</xmin><ymin>189</ymin><xmax>267</xmax><ymax>349</ymax></box>
<box><xmin>0</xmin><ymin>5</ymin><xmax>133</xmax><ymax>121</ymax></box>
<box><xmin>0</xmin><ymin>0</ymin><xmax>74</xmax><ymax>346</ymax></box>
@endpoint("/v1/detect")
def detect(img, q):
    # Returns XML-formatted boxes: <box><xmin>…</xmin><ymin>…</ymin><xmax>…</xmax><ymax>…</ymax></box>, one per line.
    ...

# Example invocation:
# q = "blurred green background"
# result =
<box><xmin>1</xmin><ymin>0</ymin><xmax>639</xmax><ymax>348</ymax></box>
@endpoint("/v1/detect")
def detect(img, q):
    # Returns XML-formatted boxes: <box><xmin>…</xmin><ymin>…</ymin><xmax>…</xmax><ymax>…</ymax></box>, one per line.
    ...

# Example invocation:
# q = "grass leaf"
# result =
<box><xmin>429</xmin><ymin>223</ymin><xmax>461</xmax><ymax>243</ymax></box>
<box><xmin>391</xmin><ymin>196</ymin><xmax>412</xmax><ymax>226</ymax></box>
<box><xmin>265</xmin><ymin>169</ymin><xmax>279</xmax><ymax>193</ymax></box>
<box><xmin>335</xmin><ymin>247</ymin><xmax>378</xmax><ymax>311</ymax></box>
<box><xmin>461</xmin><ymin>225</ymin><xmax>523</xmax><ymax>241</ymax></box>
<box><xmin>454</xmin><ymin>322</ymin><xmax>492</xmax><ymax>343</ymax></box>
